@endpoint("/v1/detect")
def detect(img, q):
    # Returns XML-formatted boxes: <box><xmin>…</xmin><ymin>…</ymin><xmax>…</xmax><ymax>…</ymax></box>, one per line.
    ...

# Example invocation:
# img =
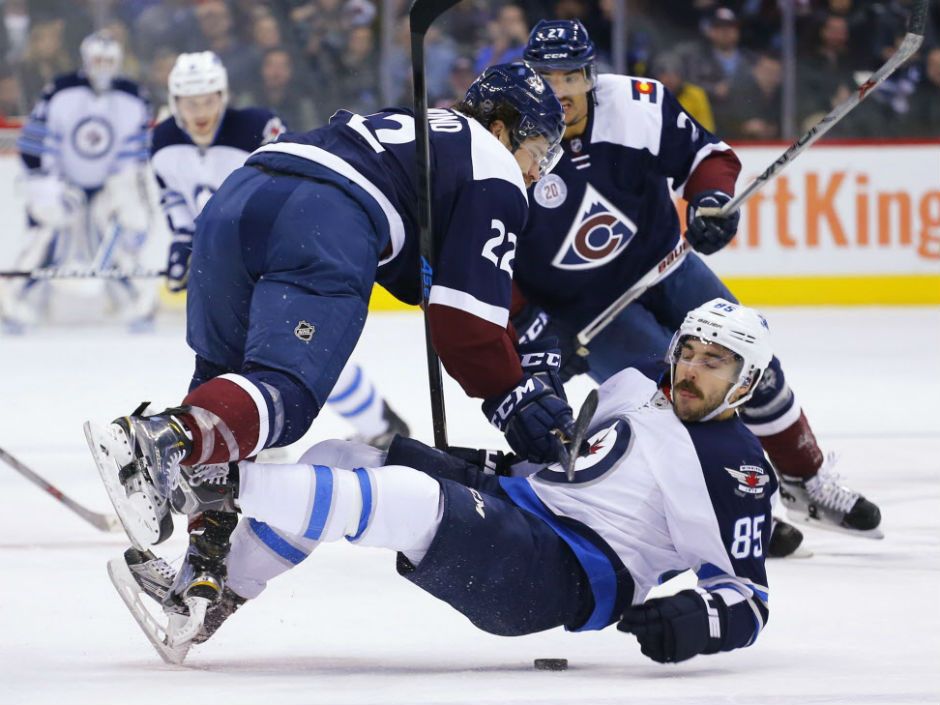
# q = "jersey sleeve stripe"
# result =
<box><xmin>428</xmin><ymin>285</ymin><xmax>509</xmax><ymax>327</ymax></box>
<box><xmin>251</xmin><ymin>142</ymin><xmax>405</xmax><ymax>265</ymax></box>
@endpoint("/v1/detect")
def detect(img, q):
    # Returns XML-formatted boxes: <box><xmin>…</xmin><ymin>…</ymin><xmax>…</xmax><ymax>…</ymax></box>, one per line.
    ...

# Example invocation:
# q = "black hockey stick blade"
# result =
<box><xmin>409</xmin><ymin>0</ymin><xmax>462</xmax><ymax>35</ymax></box>
<box><xmin>565</xmin><ymin>389</ymin><xmax>599</xmax><ymax>482</ymax></box>
<box><xmin>0</xmin><ymin>446</ymin><xmax>121</xmax><ymax>532</ymax></box>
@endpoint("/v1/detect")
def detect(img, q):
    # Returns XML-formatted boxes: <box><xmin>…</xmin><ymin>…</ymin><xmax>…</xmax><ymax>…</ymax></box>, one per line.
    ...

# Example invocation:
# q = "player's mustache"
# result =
<box><xmin>674</xmin><ymin>380</ymin><xmax>703</xmax><ymax>398</ymax></box>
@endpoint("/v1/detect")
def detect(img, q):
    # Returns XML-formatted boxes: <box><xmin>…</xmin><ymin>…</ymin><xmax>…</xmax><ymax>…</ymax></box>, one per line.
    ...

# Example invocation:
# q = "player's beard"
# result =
<box><xmin>672</xmin><ymin>379</ymin><xmax>721</xmax><ymax>422</ymax></box>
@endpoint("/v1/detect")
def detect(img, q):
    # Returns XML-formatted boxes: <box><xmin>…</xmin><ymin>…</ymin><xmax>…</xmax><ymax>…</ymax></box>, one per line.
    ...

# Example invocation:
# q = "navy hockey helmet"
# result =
<box><xmin>524</xmin><ymin>19</ymin><xmax>597</xmax><ymax>86</ymax></box>
<box><xmin>463</xmin><ymin>62</ymin><xmax>565</xmax><ymax>177</ymax></box>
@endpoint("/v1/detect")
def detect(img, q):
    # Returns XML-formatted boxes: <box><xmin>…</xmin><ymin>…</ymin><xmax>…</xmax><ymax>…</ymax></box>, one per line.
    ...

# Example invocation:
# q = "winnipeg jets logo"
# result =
<box><xmin>536</xmin><ymin>419</ymin><xmax>632</xmax><ymax>485</ymax></box>
<box><xmin>551</xmin><ymin>184</ymin><xmax>637</xmax><ymax>270</ymax></box>
<box><xmin>72</xmin><ymin>116</ymin><xmax>114</xmax><ymax>159</ymax></box>
<box><xmin>725</xmin><ymin>465</ymin><xmax>771</xmax><ymax>498</ymax></box>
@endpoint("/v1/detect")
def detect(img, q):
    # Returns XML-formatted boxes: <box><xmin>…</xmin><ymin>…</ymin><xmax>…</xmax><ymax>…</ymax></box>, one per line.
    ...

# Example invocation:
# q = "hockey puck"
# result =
<box><xmin>533</xmin><ymin>658</ymin><xmax>568</xmax><ymax>671</ymax></box>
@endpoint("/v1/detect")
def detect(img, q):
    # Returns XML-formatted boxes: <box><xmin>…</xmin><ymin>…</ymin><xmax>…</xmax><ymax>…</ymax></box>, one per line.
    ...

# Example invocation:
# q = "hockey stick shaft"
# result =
<box><xmin>411</xmin><ymin>0</ymin><xmax>462</xmax><ymax>449</ymax></box>
<box><xmin>576</xmin><ymin>240</ymin><xmax>690</xmax><ymax>350</ymax></box>
<box><xmin>699</xmin><ymin>0</ymin><xmax>927</xmax><ymax>219</ymax></box>
<box><xmin>0</xmin><ymin>267</ymin><xmax>166</xmax><ymax>279</ymax></box>
<box><xmin>0</xmin><ymin>446</ymin><xmax>120</xmax><ymax>533</ymax></box>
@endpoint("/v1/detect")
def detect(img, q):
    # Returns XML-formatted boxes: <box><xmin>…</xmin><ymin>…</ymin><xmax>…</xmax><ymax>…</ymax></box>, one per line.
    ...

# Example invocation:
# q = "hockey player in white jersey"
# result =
<box><xmin>106</xmin><ymin>298</ymin><xmax>776</xmax><ymax>665</ymax></box>
<box><xmin>2</xmin><ymin>31</ymin><xmax>155</xmax><ymax>332</ymax></box>
<box><xmin>152</xmin><ymin>51</ymin><xmax>409</xmax><ymax>447</ymax></box>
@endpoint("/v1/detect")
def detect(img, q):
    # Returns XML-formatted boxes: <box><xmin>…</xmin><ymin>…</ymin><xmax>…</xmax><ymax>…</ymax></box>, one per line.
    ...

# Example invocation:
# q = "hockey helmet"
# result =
<box><xmin>463</xmin><ymin>62</ymin><xmax>565</xmax><ymax>178</ymax></box>
<box><xmin>168</xmin><ymin>51</ymin><xmax>229</xmax><ymax>128</ymax></box>
<box><xmin>524</xmin><ymin>19</ymin><xmax>597</xmax><ymax>89</ymax></box>
<box><xmin>80</xmin><ymin>31</ymin><xmax>123</xmax><ymax>93</ymax></box>
<box><xmin>666</xmin><ymin>298</ymin><xmax>774</xmax><ymax>421</ymax></box>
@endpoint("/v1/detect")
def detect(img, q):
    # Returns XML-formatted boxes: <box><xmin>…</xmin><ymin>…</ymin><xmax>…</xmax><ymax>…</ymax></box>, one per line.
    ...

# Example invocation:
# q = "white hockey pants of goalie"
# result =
<box><xmin>225</xmin><ymin>440</ymin><xmax>443</xmax><ymax>600</ymax></box>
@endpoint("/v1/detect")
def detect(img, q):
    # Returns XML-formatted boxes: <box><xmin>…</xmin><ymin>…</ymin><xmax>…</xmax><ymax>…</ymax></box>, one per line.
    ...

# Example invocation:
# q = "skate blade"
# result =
<box><xmin>785</xmin><ymin>510</ymin><xmax>885</xmax><ymax>540</ymax></box>
<box><xmin>107</xmin><ymin>555</ymin><xmax>193</xmax><ymax>665</ymax></box>
<box><xmin>84</xmin><ymin>421</ymin><xmax>162</xmax><ymax>550</ymax></box>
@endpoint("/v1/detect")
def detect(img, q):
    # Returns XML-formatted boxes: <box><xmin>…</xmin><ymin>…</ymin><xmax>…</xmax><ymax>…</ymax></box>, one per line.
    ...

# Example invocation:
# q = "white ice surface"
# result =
<box><xmin>1</xmin><ymin>307</ymin><xmax>938</xmax><ymax>705</ymax></box>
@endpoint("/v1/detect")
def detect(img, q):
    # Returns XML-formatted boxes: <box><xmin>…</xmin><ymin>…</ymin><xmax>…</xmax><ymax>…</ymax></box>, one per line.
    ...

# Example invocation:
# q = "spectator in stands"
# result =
<box><xmin>904</xmin><ymin>46</ymin><xmax>940</xmax><ymax>136</ymax></box>
<box><xmin>145</xmin><ymin>46</ymin><xmax>178</xmax><ymax>118</ymax></box>
<box><xmin>473</xmin><ymin>4</ymin><xmax>529</xmax><ymax>74</ymax></box>
<box><xmin>679</xmin><ymin>7</ymin><xmax>756</xmax><ymax>134</ymax></box>
<box><xmin>331</xmin><ymin>24</ymin><xmax>379</xmax><ymax>115</ymax></box>
<box><xmin>388</xmin><ymin>18</ymin><xmax>458</xmax><ymax>106</ymax></box>
<box><xmin>131</xmin><ymin>0</ymin><xmax>200</xmax><ymax>61</ymax></box>
<box><xmin>727</xmin><ymin>51</ymin><xmax>783</xmax><ymax>139</ymax></box>
<box><xmin>195</xmin><ymin>0</ymin><xmax>256</xmax><ymax>96</ymax></box>
<box><xmin>1</xmin><ymin>0</ymin><xmax>30</xmax><ymax>66</ymax></box>
<box><xmin>18</xmin><ymin>16</ymin><xmax>70</xmax><ymax>103</ymax></box>
<box><xmin>0</xmin><ymin>62</ymin><xmax>24</xmax><ymax>117</ymax></box>
<box><xmin>650</xmin><ymin>51</ymin><xmax>716</xmax><ymax>132</ymax></box>
<box><xmin>796</xmin><ymin>13</ymin><xmax>859</xmax><ymax>129</ymax></box>
<box><xmin>243</xmin><ymin>47</ymin><xmax>318</xmax><ymax>129</ymax></box>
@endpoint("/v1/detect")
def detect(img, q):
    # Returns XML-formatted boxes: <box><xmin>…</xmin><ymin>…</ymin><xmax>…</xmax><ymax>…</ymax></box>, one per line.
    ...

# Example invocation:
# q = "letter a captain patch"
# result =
<box><xmin>631</xmin><ymin>79</ymin><xmax>658</xmax><ymax>103</ymax></box>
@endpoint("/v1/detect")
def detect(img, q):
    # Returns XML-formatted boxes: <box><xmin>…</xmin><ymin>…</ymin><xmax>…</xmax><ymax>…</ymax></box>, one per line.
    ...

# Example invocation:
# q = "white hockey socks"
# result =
<box><xmin>326</xmin><ymin>363</ymin><xmax>390</xmax><ymax>439</ymax></box>
<box><xmin>236</xmin><ymin>461</ymin><xmax>442</xmax><ymax>561</ymax></box>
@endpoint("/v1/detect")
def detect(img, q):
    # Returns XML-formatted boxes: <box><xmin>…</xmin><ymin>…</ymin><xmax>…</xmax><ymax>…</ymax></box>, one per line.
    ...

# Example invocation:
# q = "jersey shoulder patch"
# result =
<box><xmin>684</xmin><ymin>417</ymin><xmax>777</xmax><ymax>503</ymax></box>
<box><xmin>592</xmin><ymin>74</ymin><xmax>664</xmax><ymax>155</ymax></box>
<box><xmin>217</xmin><ymin>107</ymin><xmax>283</xmax><ymax>152</ymax></box>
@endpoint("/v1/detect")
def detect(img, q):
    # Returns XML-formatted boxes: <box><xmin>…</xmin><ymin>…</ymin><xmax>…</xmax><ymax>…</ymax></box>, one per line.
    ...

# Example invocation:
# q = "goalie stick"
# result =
<box><xmin>698</xmin><ymin>0</ymin><xmax>928</xmax><ymax>219</ymax></box>
<box><xmin>0</xmin><ymin>446</ymin><xmax>121</xmax><ymax>533</ymax></box>
<box><xmin>410</xmin><ymin>0</ymin><xmax>462</xmax><ymax>449</ymax></box>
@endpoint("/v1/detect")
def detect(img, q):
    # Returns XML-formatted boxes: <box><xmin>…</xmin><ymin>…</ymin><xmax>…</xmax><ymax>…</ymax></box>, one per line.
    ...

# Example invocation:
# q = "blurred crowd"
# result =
<box><xmin>0</xmin><ymin>0</ymin><xmax>938</xmax><ymax>140</ymax></box>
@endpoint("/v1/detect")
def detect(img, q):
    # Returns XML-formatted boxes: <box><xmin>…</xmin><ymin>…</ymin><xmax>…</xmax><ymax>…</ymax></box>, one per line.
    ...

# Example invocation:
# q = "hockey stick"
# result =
<box><xmin>699</xmin><ymin>0</ymin><xmax>928</xmax><ymax>219</ymax></box>
<box><xmin>410</xmin><ymin>0</ymin><xmax>462</xmax><ymax>449</ymax></box>
<box><xmin>0</xmin><ymin>266</ymin><xmax>166</xmax><ymax>279</ymax></box>
<box><xmin>0</xmin><ymin>446</ymin><xmax>121</xmax><ymax>533</ymax></box>
<box><xmin>575</xmin><ymin>240</ymin><xmax>690</xmax><ymax>352</ymax></box>
<box><xmin>563</xmin><ymin>388</ymin><xmax>598</xmax><ymax>481</ymax></box>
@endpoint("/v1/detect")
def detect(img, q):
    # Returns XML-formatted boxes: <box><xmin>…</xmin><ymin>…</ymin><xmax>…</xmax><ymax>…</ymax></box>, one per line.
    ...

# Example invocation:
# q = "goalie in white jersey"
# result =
<box><xmin>109</xmin><ymin>298</ymin><xmax>775</xmax><ymax>665</ymax></box>
<box><xmin>2</xmin><ymin>30</ymin><xmax>155</xmax><ymax>332</ymax></box>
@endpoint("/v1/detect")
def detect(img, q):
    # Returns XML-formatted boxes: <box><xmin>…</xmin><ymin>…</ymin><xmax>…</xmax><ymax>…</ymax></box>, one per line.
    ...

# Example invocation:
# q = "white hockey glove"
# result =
<box><xmin>23</xmin><ymin>174</ymin><xmax>86</xmax><ymax>228</ymax></box>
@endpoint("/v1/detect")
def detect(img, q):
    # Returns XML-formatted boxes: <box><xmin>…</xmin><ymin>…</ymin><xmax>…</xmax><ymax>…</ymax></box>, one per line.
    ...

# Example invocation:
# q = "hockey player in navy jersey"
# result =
<box><xmin>107</xmin><ymin>299</ymin><xmax>776</xmax><ymax>664</ymax></box>
<box><xmin>510</xmin><ymin>19</ymin><xmax>881</xmax><ymax>542</ymax></box>
<box><xmin>1</xmin><ymin>31</ymin><xmax>155</xmax><ymax>332</ymax></box>
<box><xmin>86</xmin><ymin>63</ymin><xmax>571</xmax><ymax>627</ymax></box>
<box><xmin>152</xmin><ymin>51</ymin><xmax>408</xmax><ymax>448</ymax></box>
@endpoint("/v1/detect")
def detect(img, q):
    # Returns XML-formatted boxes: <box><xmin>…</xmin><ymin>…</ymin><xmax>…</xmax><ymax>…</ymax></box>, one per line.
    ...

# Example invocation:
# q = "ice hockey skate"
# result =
<box><xmin>84</xmin><ymin>405</ymin><xmax>192</xmax><ymax>549</ymax></box>
<box><xmin>780</xmin><ymin>454</ymin><xmax>883</xmax><ymax>539</ymax></box>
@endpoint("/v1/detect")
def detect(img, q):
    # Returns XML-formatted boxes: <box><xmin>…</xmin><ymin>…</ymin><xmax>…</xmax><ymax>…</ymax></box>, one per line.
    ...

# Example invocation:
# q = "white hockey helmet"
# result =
<box><xmin>168</xmin><ymin>51</ymin><xmax>229</xmax><ymax>126</ymax></box>
<box><xmin>80</xmin><ymin>31</ymin><xmax>123</xmax><ymax>93</ymax></box>
<box><xmin>666</xmin><ymin>298</ymin><xmax>774</xmax><ymax>421</ymax></box>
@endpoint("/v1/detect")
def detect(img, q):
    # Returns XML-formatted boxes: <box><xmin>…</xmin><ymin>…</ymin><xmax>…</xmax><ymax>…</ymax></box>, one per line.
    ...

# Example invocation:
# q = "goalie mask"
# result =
<box><xmin>168</xmin><ymin>52</ymin><xmax>229</xmax><ymax>142</ymax></box>
<box><xmin>81</xmin><ymin>31</ymin><xmax>123</xmax><ymax>93</ymax></box>
<box><xmin>666</xmin><ymin>299</ymin><xmax>773</xmax><ymax>422</ymax></box>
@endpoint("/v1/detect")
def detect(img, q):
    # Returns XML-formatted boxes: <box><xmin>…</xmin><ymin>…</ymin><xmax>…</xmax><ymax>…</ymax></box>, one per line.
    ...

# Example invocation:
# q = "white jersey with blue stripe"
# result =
<box><xmin>150</xmin><ymin>107</ymin><xmax>283</xmax><ymax>238</ymax></box>
<box><xmin>18</xmin><ymin>72</ymin><xmax>150</xmax><ymax>189</ymax></box>
<box><xmin>511</xmin><ymin>367</ymin><xmax>773</xmax><ymax>643</ymax></box>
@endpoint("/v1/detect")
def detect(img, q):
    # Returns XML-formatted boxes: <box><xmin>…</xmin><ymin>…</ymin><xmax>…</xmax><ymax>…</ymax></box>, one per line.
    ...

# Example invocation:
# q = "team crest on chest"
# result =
<box><xmin>72</xmin><ymin>116</ymin><xmax>114</xmax><ymax>159</ymax></box>
<box><xmin>551</xmin><ymin>183</ymin><xmax>637</xmax><ymax>270</ymax></box>
<box><xmin>725</xmin><ymin>464</ymin><xmax>771</xmax><ymax>498</ymax></box>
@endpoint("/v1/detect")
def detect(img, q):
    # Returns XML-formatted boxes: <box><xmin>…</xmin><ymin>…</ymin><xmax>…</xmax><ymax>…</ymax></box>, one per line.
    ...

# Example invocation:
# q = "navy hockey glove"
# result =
<box><xmin>618</xmin><ymin>589</ymin><xmax>724</xmax><ymax>664</ymax></box>
<box><xmin>482</xmin><ymin>375</ymin><xmax>576</xmax><ymax>464</ymax></box>
<box><xmin>446</xmin><ymin>445</ymin><xmax>518</xmax><ymax>476</ymax></box>
<box><xmin>513</xmin><ymin>305</ymin><xmax>589</xmax><ymax>382</ymax></box>
<box><xmin>518</xmin><ymin>337</ymin><xmax>568</xmax><ymax>400</ymax></box>
<box><xmin>166</xmin><ymin>235</ymin><xmax>193</xmax><ymax>292</ymax></box>
<box><xmin>685</xmin><ymin>190</ymin><xmax>740</xmax><ymax>255</ymax></box>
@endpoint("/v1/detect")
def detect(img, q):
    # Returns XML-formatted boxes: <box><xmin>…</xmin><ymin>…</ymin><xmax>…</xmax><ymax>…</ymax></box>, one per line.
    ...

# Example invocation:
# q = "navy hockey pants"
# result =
<box><xmin>186</xmin><ymin>165</ymin><xmax>387</xmax><ymax>408</ymax></box>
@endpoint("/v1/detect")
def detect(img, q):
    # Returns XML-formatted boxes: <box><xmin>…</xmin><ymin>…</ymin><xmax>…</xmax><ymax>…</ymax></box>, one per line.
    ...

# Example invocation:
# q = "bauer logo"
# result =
<box><xmin>294</xmin><ymin>320</ymin><xmax>316</xmax><ymax>342</ymax></box>
<box><xmin>552</xmin><ymin>184</ymin><xmax>637</xmax><ymax>270</ymax></box>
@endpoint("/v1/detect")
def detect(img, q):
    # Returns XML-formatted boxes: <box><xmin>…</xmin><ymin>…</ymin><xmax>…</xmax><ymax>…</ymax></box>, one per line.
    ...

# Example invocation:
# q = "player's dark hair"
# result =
<box><xmin>451</xmin><ymin>99</ymin><xmax>522</xmax><ymax>136</ymax></box>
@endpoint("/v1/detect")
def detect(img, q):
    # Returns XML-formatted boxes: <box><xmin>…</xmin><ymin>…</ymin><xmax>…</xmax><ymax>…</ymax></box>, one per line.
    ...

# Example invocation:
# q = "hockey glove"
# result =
<box><xmin>166</xmin><ymin>235</ymin><xmax>193</xmax><ymax>292</ymax></box>
<box><xmin>446</xmin><ymin>445</ymin><xmax>518</xmax><ymax>476</ymax></box>
<box><xmin>618</xmin><ymin>589</ymin><xmax>724</xmax><ymax>663</ymax></box>
<box><xmin>685</xmin><ymin>190</ymin><xmax>740</xmax><ymax>255</ymax></box>
<box><xmin>482</xmin><ymin>375</ymin><xmax>575</xmax><ymax>464</ymax></box>
<box><xmin>513</xmin><ymin>305</ymin><xmax>589</xmax><ymax>382</ymax></box>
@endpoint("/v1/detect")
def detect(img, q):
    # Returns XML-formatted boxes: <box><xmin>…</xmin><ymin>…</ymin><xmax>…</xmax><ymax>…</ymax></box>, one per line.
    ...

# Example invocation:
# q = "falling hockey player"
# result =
<box><xmin>86</xmin><ymin>63</ymin><xmax>574</xmax><ymax>650</ymax></box>
<box><xmin>2</xmin><ymin>30</ymin><xmax>155</xmax><ymax>332</ymax></box>
<box><xmin>152</xmin><ymin>50</ymin><xmax>409</xmax><ymax>448</ymax></box>
<box><xmin>510</xmin><ymin>19</ymin><xmax>882</xmax><ymax>545</ymax></box>
<box><xmin>104</xmin><ymin>298</ymin><xmax>778</xmax><ymax>666</ymax></box>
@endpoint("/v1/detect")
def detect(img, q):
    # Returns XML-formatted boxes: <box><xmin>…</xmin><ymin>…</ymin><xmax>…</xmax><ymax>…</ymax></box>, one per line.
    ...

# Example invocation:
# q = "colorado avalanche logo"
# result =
<box><xmin>526</xmin><ymin>73</ymin><xmax>545</xmax><ymax>95</ymax></box>
<box><xmin>551</xmin><ymin>184</ymin><xmax>637</xmax><ymax>270</ymax></box>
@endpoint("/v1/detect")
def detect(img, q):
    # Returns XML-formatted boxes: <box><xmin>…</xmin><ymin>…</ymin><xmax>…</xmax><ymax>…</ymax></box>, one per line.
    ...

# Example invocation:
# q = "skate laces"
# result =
<box><xmin>185</xmin><ymin>464</ymin><xmax>231</xmax><ymax>487</ymax></box>
<box><xmin>805</xmin><ymin>452</ymin><xmax>859</xmax><ymax>514</ymax></box>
